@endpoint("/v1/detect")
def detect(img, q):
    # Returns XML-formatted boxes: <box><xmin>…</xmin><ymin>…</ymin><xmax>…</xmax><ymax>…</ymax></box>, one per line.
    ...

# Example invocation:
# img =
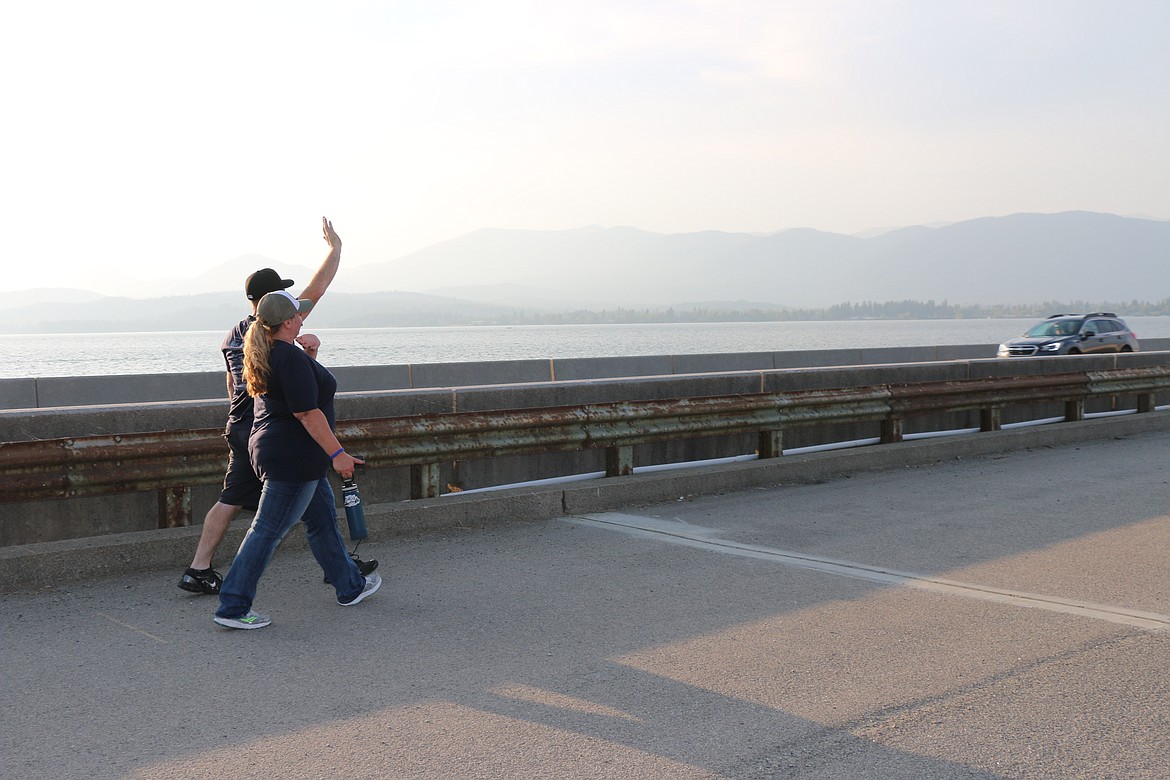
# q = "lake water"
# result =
<box><xmin>6</xmin><ymin>317</ymin><xmax>1170</xmax><ymax>378</ymax></box>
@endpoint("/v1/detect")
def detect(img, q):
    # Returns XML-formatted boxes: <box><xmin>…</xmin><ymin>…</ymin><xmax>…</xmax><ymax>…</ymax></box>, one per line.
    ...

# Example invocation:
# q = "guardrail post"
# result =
<box><xmin>1137</xmin><ymin>392</ymin><xmax>1155</xmax><ymax>413</ymax></box>
<box><xmin>606</xmin><ymin>445</ymin><xmax>634</xmax><ymax>477</ymax></box>
<box><xmin>880</xmin><ymin>417</ymin><xmax>903</xmax><ymax>444</ymax></box>
<box><xmin>980</xmin><ymin>407</ymin><xmax>1002</xmax><ymax>432</ymax></box>
<box><xmin>158</xmin><ymin>487</ymin><xmax>191</xmax><ymax>529</ymax></box>
<box><xmin>758</xmin><ymin>430</ymin><xmax>783</xmax><ymax>459</ymax></box>
<box><xmin>411</xmin><ymin>463</ymin><xmax>442</xmax><ymax>499</ymax></box>
<box><xmin>1064</xmin><ymin>399</ymin><xmax>1085</xmax><ymax>422</ymax></box>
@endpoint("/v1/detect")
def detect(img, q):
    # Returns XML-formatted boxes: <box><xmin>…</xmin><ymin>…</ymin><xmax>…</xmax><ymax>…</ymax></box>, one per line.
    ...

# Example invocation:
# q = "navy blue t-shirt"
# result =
<box><xmin>249</xmin><ymin>340</ymin><xmax>338</xmax><ymax>482</ymax></box>
<box><xmin>222</xmin><ymin>316</ymin><xmax>254</xmax><ymax>432</ymax></box>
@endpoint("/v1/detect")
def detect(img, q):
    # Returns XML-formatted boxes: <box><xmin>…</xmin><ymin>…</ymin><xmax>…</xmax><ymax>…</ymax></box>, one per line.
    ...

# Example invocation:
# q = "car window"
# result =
<box><xmin>1086</xmin><ymin>319</ymin><xmax>1109</xmax><ymax>335</ymax></box>
<box><xmin>1027</xmin><ymin>320</ymin><xmax>1077</xmax><ymax>337</ymax></box>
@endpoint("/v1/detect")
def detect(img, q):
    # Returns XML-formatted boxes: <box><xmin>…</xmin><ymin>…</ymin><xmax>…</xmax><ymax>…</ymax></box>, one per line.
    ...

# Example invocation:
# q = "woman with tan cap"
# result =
<box><xmin>213</xmin><ymin>289</ymin><xmax>381</xmax><ymax>629</ymax></box>
<box><xmin>179</xmin><ymin>217</ymin><xmax>375</xmax><ymax>596</ymax></box>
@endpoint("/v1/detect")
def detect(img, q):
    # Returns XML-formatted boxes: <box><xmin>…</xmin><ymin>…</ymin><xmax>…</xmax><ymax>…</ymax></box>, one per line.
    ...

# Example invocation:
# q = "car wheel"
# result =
<box><xmin>1120</xmin><ymin>345</ymin><xmax>1133</xmax><ymax>352</ymax></box>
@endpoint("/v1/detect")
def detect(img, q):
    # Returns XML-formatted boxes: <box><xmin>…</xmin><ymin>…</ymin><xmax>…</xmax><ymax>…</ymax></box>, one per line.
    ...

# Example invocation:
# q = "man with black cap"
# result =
<box><xmin>179</xmin><ymin>217</ymin><xmax>377</xmax><ymax>594</ymax></box>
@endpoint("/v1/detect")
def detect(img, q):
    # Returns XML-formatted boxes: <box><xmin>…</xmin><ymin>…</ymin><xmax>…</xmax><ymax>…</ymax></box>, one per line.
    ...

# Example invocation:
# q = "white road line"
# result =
<box><xmin>566</xmin><ymin>513</ymin><xmax>1170</xmax><ymax>632</ymax></box>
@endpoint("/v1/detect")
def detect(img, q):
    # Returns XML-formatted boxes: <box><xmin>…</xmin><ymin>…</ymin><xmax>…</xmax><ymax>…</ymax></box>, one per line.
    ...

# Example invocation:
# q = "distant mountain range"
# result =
<box><xmin>4</xmin><ymin>212</ymin><xmax>1167</xmax><ymax>333</ymax></box>
<box><xmin>346</xmin><ymin>211</ymin><xmax>1166</xmax><ymax>309</ymax></box>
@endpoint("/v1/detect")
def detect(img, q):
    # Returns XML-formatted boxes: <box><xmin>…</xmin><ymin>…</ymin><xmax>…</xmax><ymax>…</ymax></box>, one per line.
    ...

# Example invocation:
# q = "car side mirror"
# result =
<box><xmin>1081</xmin><ymin>331</ymin><xmax>1095</xmax><ymax>339</ymax></box>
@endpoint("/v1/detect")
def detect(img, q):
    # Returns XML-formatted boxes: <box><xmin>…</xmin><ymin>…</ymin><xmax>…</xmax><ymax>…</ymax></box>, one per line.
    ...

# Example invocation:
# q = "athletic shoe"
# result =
<box><xmin>338</xmin><ymin>573</ymin><xmax>382</xmax><ymax>606</ymax></box>
<box><xmin>323</xmin><ymin>554</ymin><xmax>379</xmax><ymax>585</ymax></box>
<box><xmin>179</xmin><ymin>567</ymin><xmax>223</xmax><ymax>595</ymax></box>
<box><xmin>213</xmin><ymin>610</ymin><xmax>272</xmax><ymax>630</ymax></box>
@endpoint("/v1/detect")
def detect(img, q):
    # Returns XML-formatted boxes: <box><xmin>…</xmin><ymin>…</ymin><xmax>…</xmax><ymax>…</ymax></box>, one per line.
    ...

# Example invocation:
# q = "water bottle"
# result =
<box><xmin>341</xmin><ymin>477</ymin><xmax>368</xmax><ymax>541</ymax></box>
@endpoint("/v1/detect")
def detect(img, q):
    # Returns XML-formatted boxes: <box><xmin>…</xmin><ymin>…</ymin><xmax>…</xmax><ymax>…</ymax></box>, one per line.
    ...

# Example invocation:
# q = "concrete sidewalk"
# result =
<box><xmin>2</xmin><ymin>420</ymin><xmax>1168</xmax><ymax>778</ymax></box>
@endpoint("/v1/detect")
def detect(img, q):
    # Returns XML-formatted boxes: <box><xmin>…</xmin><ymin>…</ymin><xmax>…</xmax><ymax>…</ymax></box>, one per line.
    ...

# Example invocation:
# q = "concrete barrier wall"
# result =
<box><xmin>5</xmin><ymin>349</ymin><xmax>1170</xmax><ymax>548</ymax></box>
<box><xmin>5</xmin><ymin>339</ymin><xmax>1170</xmax><ymax>410</ymax></box>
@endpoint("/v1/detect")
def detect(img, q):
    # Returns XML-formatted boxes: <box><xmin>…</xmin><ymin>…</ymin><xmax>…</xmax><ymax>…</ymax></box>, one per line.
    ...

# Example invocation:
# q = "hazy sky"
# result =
<box><xmin>2</xmin><ymin>0</ymin><xmax>1167</xmax><ymax>295</ymax></box>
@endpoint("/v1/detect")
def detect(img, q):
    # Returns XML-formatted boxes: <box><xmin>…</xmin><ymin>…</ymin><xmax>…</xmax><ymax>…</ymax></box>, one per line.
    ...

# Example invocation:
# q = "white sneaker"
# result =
<box><xmin>338</xmin><ymin>573</ymin><xmax>382</xmax><ymax>606</ymax></box>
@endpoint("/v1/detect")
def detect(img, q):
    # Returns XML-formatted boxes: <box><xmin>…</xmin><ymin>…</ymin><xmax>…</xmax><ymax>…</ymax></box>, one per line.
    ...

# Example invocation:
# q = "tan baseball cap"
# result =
<box><xmin>256</xmin><ymin>290</ymin><xmax>314</xmax><ymax>327</ymax></box>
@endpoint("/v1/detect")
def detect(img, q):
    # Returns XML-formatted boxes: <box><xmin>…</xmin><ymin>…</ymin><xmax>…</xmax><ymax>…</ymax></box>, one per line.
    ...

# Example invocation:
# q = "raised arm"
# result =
<box><xmin>298</xmin><ymin>216</ymin><xmax>342</xmax><ymax>318</ymax></box>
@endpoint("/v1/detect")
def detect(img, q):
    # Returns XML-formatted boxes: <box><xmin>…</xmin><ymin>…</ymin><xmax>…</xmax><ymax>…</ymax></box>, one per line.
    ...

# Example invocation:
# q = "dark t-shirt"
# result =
<box><xmin>249</xmin><ymin>340</ymin><xmax>338</xmax><ymax>483</ymax></box>
<box><xmin>222</xmin><ymin>315</ymin><xmax>254</xmax><ymax>432</ymax></box>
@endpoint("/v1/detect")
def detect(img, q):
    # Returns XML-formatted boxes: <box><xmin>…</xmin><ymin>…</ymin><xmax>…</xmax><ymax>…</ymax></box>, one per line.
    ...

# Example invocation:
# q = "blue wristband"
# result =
<box><xmin>329</xmin><ymin>447</ymin><xmax>344</xmax><ymax>460</ymax></box>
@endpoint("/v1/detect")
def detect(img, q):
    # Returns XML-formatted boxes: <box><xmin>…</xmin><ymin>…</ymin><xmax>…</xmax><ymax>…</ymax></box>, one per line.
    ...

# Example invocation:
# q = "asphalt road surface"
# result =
<box><xmin>3</xmin><ymin>429</ymin><xmax>1168</xmax><ymax>779</ymax></box>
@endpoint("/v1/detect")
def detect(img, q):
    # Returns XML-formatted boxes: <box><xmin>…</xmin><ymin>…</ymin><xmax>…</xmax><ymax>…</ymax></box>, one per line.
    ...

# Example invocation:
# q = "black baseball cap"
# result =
<box><xmin>245</xmin><ymin>268</ymin><xmax>294</xmax><ymax>301</ymax></box>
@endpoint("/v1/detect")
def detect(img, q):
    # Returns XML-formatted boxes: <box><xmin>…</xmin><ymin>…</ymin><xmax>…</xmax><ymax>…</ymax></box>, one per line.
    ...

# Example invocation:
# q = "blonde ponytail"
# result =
<box><xmin>243</xmin><ymin>320</ymin><xmax>277</xmax><ymax>397</ymax></box>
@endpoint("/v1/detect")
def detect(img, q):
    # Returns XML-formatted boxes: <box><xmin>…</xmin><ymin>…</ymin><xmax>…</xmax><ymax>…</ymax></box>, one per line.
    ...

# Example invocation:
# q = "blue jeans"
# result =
<box><xmin>216</xmin><ymin>477</ymin><xmax>365</xmax><ymax>619</ymax></box>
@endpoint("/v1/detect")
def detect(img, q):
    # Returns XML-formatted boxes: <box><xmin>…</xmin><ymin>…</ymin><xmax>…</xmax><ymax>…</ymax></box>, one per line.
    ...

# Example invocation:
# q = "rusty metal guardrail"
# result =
<box><xmin>2</xmin><ymin>366</ymin><xmax>1167</xmax><ymax>529</ymax></box>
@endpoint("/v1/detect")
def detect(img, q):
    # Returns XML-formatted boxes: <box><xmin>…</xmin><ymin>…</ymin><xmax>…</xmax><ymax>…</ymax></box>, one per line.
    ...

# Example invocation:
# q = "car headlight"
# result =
<box><xmin>997</xmin><ymin>344</ymin><xmax>1009</xmax><ymax>357</ymax></box>
<box><xmin>1039</xmin><ymin>342</ymin><xmax>1062</xmax><ymax>352</ymax></box>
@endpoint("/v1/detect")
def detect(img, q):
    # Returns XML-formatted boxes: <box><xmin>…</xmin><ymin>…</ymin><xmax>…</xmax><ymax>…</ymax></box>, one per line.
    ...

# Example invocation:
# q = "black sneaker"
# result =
<box><xmin>323</xmin><ymin>554</ymin><xmax>379</xmax><ymax>584</ymax></box>
<box><xmin>178</xmin><ymin>567</ymin><xmax>223</xmax><ymax>595</ymax></box>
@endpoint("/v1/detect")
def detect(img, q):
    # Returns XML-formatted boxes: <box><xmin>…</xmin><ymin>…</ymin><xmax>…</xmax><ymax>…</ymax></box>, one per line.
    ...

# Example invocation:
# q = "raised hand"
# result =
<box><xmin>322</xmin><ymin>216</ymin><xmax>341</xmax><ymax>251</ymax></box>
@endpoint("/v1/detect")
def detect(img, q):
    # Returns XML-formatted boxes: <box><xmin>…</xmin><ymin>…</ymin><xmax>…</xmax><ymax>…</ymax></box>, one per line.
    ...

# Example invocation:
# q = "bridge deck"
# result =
<box><xmin>2</xmin><ymin>427</ymin><xmax>1168</xmax><ymax>778</ymax></box>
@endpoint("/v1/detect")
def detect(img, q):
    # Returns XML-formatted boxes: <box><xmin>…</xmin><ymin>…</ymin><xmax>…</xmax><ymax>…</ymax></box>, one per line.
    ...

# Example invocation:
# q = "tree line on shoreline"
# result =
<box><xmin>475</xmin><ymin>298</ymin><xmax>1170</xmax><ymax>326</ymax></box>
<box><xmin>7</xmin><ymin>296</ymin><xmax>1168</xmax><ymax>334</ymax></box>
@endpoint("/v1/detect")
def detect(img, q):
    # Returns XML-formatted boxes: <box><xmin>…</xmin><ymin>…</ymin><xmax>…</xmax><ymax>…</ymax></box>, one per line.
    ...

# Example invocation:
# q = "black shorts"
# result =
<box><xmin>218</xmin><ymin>426</ymin><xmax>261</xmax><ymax>510</ymax></box>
